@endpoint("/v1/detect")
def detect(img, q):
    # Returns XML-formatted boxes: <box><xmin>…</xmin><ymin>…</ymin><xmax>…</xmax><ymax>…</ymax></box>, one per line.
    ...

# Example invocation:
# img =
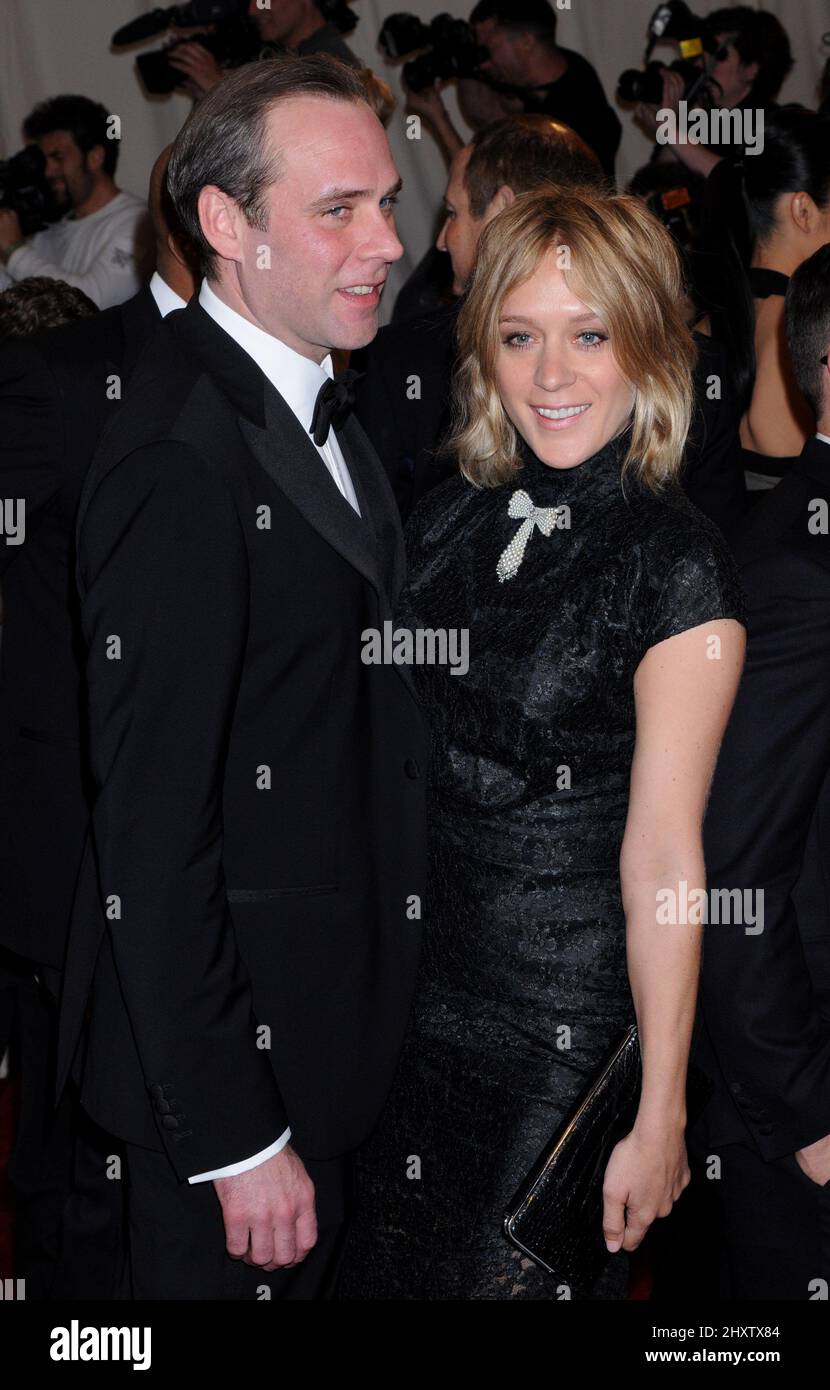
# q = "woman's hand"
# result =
<box><xmin>602</xmin><ymin>1123</ymin><xmax>690</xmax><ymax>1252</ymax></box>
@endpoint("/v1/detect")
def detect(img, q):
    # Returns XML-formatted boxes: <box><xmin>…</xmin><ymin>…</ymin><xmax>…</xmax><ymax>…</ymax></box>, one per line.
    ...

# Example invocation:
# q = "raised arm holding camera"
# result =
<box><xmin>395</xmin><ymin>0</ymin><xmax>620</xmax><ymax>178</ymax></box>
<box><xmin>628</xmin><ymin>4</ymin><xmax>793</xmax><ymax>179</ymax></box>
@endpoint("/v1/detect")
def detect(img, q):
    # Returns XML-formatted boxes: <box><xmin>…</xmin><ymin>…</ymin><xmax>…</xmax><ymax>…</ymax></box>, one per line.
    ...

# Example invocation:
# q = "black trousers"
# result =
<box><xmin>1</xmin><ymin>946</ymin><xmax>124</xmax><ymax>1299</ymax></box>
<box><xmin>122</xmin><ymin>1139</ymin><xmax>351</xmax><ymax>1300</ymax></box>
<box><xmin>712</xmin><ymin>1139</ymin><xmax>830</xmax><ymax>1300</ymax></box>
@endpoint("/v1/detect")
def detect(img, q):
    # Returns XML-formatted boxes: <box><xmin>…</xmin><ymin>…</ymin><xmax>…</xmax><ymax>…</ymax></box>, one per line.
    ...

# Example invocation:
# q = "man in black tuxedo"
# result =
<box><xmin>0</xmin><ymin>144</ymin><xmax>196</xmax><ymax>1296</ymax></box>
<box><xmin>57</xmin><ymin>55</ymin><xmax>428</xmax><ymax>1300</ymax></box>
<box><xmin>695</xmin><ymin>243</ymin><xmax>830</xmax><ymax>1297</ymax></box>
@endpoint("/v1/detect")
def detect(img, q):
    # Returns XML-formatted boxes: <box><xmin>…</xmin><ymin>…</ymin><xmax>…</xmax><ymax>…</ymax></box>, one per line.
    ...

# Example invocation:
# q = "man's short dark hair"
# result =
<box><xmin>465</xmin><ymin>115</ymin><xmax>605</xmax><ymax>219</ymax></box>
<box><xmin>784</xmin><ymin>244</ymin><xmax>830</xmax><ymax>424</ymax></box>
<box><xmin>708</xmin><ymin>6</ymin><xmax>794</xmax><ymax>105</ymax></box>
<box><xmin>23</xmin><ymin>95</ymin><xmax>119</xmax><ymax>176</ymax></box>
<box><xmin>470</xmin><ymin>0</ymin><xmax>558</xmax><ymax>51</ymax></box>
<box><xmin>167</xmin><ymin>54</ymin><xmax>371</xmax><ymax>279</ymax></box>
<box><xmin>0</xmin><ymin>276</ymin><xmax>98</xmax><ymax>338</ymax></box>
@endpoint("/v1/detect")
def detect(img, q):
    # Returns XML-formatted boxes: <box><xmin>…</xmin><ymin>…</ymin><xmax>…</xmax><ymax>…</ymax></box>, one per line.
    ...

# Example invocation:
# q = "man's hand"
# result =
<box><xmin>167</xmin><ymin>41</ymin><xmax>224</xmax><ymax>98</ymax></box>
<box><xmin>213</xmin><ymin>1144</ymin><xmax>317</xmax><ymax>1271</ymax></box>
<box><xmin>403</xmin><ymin>77</ymin><xmax>450</xmax><ymax>125</ymax></box>
<box><xmin>795</xmin><ymin>1132</ymin><xmax>830</xmax><ymax>1187</ymax></box>
<box><xmin>402</xmin><ymin>78</ymin><xmax>463</xmax><ymax>162</ymax></box>
<box><xmin>456</xmin><ymin>76</ymin><xmax>519</xmax><ymax>129</ymax></box>
<box><xmin>0</xmin><ymin>207</ymin><xmax>24</xmax><ymax>254</ymax></box>
<box><xmin>635</xmin><ymin>68</ymin><xmax>686</xmax><ymax>139</ymax></box>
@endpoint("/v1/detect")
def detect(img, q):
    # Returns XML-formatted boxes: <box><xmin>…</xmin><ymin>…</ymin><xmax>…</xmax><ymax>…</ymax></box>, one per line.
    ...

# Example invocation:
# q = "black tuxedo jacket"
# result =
<box><xmin>57</xmin><ymin>297</ymin><xmax>429</xmax><ymax>1176</ymax></box>
<box><xmin>0</xmin><ymin>286</ymin><xmax>162</xmax><ymax>968</ymax></box>
<box><xmin>352</xmin><ymin>299</ymin><xmax>460</xmax><ymax>523</ymax></box>
<box><xmin>696</xmin><ymin>434</ymin><xmax>830</xmax><ymax>1159</ymax></box>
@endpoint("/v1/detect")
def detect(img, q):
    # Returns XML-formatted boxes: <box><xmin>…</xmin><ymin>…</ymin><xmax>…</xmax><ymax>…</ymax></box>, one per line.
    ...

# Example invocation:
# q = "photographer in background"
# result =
<box><xmin>168</xmin><ymin>0</ymin><xmax>361</xmax><ymax>96</ymax></box>
<box><xmin>405</xmin><ymin>0</ymin><xmax>621</xmax><ymax>178</ymax></box>
<box><xmin>636</xmin><ymin>6</ymin><xmax>794</xmax><ymax>179</ymax></box>
<box><xmin>0</xmin><ymin>97</ymin><xmax>152</xmax><ymax>310</ymax></box>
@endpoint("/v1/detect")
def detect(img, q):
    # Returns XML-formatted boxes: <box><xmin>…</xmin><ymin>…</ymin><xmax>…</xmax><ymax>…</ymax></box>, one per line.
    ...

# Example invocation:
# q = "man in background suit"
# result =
<box><xmin>695</xmin><ymin>243</ymin><xmax>830</xmax><ymax>1297</ymax></box>
<box><xmin>0</xmin><ymin>145</ymin><xmax>197</xmax><ymax>1296</ymax></box>
<box><xmin>57</xmin><ymin>55</ymin><xmax>428</xmax><ymax>1300</ymax></box>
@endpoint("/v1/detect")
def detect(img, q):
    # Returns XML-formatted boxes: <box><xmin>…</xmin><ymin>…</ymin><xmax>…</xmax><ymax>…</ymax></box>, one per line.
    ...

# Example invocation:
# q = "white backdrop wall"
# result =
<box><xmin>1</xmin><ymin>0</ymin><xmax>826</xmax><ymax>319</ymax></box>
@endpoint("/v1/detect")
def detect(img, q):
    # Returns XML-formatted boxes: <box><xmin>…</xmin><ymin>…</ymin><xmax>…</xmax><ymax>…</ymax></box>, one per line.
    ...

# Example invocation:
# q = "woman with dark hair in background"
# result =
<box><xmin>701</xmin><ymin>109</ymin><xmax>830</xmax><ymax>495</ymax></box>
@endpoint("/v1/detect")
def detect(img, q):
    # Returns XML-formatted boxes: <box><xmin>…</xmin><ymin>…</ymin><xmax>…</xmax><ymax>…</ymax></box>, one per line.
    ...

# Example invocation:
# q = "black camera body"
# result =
<box><xmin>0</xmin><ymin>146</ymin><xmax>59</xmax><ymax>236</ymax></box>
<box><xmin>617</xmin><ymin>1</ymin><xmax>727</xmax><ymax>106</ymax></box>
<box><xmin>136</xmin><ymin>24</ymin><xmax>258</xmax><ymax>96</ymax></box>
<box><xmin>379</xmin><ymin>12</ymin><xmax>489</xmax><ymax>93</ymax></box>
<box><xmin>112</xmin><ymin>0</ymin><xmax>260</xmax><ymax>97</ymax></box>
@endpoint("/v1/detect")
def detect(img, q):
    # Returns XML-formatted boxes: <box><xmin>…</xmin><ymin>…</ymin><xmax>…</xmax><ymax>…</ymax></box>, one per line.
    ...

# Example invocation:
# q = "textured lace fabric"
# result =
<box><xmin>337</xmin><ymin>432</ymin><xmax>746</xmax><ymax>1301</ymax></box>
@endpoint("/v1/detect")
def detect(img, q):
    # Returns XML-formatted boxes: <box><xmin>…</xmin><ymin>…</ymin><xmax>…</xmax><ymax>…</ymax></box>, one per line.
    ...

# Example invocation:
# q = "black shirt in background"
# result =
<box><xmin>516</xmin><ymin>48</ymin><xmax>622</xmax><ymax>178</ymax></box>
<box><xmin>296</xmin><ymin>22</ymin><xmax>361</xmax><ymax>69</ymax></box>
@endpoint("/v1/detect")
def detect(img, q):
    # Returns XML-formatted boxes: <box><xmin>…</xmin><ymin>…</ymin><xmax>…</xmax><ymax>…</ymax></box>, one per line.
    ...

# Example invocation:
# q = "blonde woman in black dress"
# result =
<box><xmin>339</xmin><ymin>188</ymin><xmax>746</xmax><ymax>1300</ymax></box>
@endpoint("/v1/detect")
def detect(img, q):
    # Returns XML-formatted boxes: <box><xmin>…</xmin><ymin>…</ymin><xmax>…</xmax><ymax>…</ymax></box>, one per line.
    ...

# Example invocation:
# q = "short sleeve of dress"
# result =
<box><xmin>632</xmin><ymin>508</ymin><xmax>746</xmax><ymax>665</ymax></box>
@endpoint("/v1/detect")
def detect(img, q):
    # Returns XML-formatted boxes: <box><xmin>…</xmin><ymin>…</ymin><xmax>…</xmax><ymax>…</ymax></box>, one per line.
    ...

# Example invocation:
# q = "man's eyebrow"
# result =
<box><xmin>307</xmin><ymin>177</ymin><xmax>403</xmax><ymax>210</ymax></box>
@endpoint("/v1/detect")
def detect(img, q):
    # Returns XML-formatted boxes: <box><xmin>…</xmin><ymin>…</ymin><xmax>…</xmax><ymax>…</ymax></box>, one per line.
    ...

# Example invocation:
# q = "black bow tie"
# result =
<box><xmin>309</xmin><ymin>367</ymin><xmax>364</xmax><ymax>447</ymax></box>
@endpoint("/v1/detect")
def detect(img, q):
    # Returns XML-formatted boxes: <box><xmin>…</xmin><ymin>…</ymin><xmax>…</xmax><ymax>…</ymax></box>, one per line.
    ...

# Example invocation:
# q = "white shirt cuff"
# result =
<box><xmin>187</xmin><ymin>1127</ymin><xmax>292</xmax><ymax>1184</ymax></box>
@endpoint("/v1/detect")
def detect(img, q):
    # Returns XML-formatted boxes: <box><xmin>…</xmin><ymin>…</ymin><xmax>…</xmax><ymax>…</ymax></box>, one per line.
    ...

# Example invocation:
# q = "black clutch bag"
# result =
<box><xmin>503</xmin><ymin>1024</ymin><xmax>713</xmax><ymax>1295</ymax></box>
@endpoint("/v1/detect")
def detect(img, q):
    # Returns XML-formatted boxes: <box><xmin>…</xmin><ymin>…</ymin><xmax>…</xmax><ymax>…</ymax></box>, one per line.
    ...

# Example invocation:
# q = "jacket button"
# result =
<box><xmin>404</xmin><ymin>757</ymin><xmax>420</xmax><ymax>780</ymax></box>
<box><xmin>156</xmin><ymin>1099</ymin><xmax>171</xmax><ymax>1115</ymax></box>
<box><xmin>150</xmin><ymin>1084</ymin><xmax>164</xmax><ymax>1100</ymax></box>
<box><xmin>161</xmin><ymin>1115</ymin><xmax>179</xmax><ymax>1131</ymax></box>
<box><xmin>758</xmin><ymin>1124</ymin><xmax>774</xmax><ymax>1136</ymax></box>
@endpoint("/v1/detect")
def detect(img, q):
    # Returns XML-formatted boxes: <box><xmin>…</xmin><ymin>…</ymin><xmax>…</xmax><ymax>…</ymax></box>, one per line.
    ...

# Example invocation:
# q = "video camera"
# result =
<box><xmin>0</xmin><ymin>146</ymin><xmax>59</xmax><ymax>235</ymax></box>
<box><xmin>111</xmin><ymin>0</ymin><xmax>260</xmax><ymax>97</ymax></box>
<box><xmin>378</xmin><ymin>12</ymin><xmax>489</xmax><ymax>93</ymax></box>
<box><xmin>617</xmin><ymin>1</ymin><xmax>728</xmax><ymax>107</ymax></box>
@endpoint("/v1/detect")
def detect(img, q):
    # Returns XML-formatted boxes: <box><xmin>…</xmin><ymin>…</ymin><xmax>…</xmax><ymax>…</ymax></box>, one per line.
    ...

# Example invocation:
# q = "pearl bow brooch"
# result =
<box><xmin>496</xmin><ymin>489</ymin><xmax>568</xmax><ymax>582</ymax></box>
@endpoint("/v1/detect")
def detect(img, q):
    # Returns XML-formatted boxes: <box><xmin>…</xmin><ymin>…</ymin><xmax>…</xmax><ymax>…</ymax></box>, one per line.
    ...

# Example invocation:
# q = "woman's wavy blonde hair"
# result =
<box><xmin>446</xmin><ymin>185</ymin><xmax>696</xmax><ymax>490</ymax></box>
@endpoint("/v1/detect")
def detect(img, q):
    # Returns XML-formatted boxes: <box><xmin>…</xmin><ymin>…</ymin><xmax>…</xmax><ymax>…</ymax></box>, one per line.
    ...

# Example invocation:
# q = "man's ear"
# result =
<box><xmin>482</xmin><ymin>184</ymin><xmax>515</xmax><ymax>227</ymax></box>
<box><xmin>197</xmin><ymin>185</ymin><xmax>243</xmax><ymax>266</ymax></box>
<box><xmin>86</xmin><ymin>144</ymin><xmax>106</xmax><ymax>174</ymax></box>
<box><xmin>516</xmin><ymin>30</ymin><xmax>536</xmax><ymax>62</ymax></box>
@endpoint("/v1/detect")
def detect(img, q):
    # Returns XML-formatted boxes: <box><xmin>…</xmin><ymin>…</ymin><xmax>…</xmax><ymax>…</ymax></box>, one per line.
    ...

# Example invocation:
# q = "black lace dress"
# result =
<box><xmin>337</xmin><ymin>433</ymin><xmax>745</xmax><ymax>1300</ymax></box>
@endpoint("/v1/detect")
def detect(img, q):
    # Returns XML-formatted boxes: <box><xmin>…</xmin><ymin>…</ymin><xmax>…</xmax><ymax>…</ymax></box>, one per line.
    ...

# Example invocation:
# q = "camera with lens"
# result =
<box><xmin>0</xmin><ymin>146</ymin><xmax>59</xmax><ymax>235</ymax></box>
<box><xmin>617</xmin><ymin>1</ymin><xmax>728</xmax><ymax>107</ymax></box>
<box><xmin>111</xmin><ymin>0</ymin><xmax>261</xmax><ymax>97</ymax></box>
<box><xmin>378</xmin><ymin>12</ymin><xmax>490</xmax><ymax>93</ymax></box>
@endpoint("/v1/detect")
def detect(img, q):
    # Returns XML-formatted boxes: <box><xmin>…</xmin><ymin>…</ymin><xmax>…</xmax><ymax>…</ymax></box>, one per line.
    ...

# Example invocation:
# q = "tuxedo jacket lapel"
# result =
<box><xmin>239</xmin><ymin>382</ymin><xmax>387</xmax><ymax>605</ymax></box>
<box><xmin>168</xmin><ymin>300</ymin><xmax>417</xmax><ymax>696</ymax></box>
<box><xmin>338</xmin><ymin>411</ymin><xmax>407</xmax><ymax>609</ymax></box>
<box><xmin>240</xmin><ymin>396</ymin><xmax>420</xmax><ymax>704</ymax></box>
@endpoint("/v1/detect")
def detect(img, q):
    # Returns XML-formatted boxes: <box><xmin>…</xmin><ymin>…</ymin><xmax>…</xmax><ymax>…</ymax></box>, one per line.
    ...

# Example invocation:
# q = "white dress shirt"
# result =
<box><xmin>148</xmin><ymin>270</ymin><xmax>187</xmax><ymax>317</ymax></box>
<box><xmin>187</xmin><ymin>281</ymin><xmax>360</xmax><ymax>1185</ymax></box>
<box><xmin>817</xmin><ymin>432</ymin><xmax>830</xmax><ymax>447</ymax></box>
